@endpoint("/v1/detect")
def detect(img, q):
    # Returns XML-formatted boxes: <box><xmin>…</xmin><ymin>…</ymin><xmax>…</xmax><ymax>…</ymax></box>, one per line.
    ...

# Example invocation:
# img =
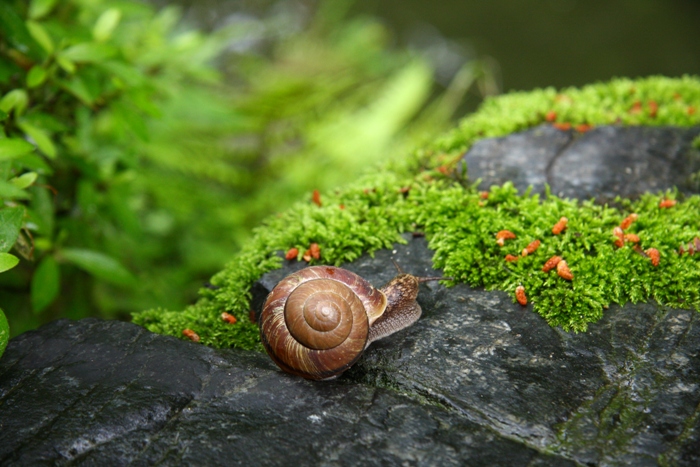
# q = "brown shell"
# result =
<box><xmin>260</xmin><ymin>266</ymin><xmax>387</xmax><ymax>380</ymax></box>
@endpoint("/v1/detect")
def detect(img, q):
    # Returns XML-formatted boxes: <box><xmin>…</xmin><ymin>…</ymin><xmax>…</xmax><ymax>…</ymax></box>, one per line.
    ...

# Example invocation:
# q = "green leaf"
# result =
<box><xmin>93</xmin><ymin>9</ymin><xmax>121</xmax><ymax>42</ymax></box>
<box><xmin>11</xmin><ymin>172</ymin><xmax>38</xmax><ymax>189</ymax></box>
<box><xmin>58</xmin><ymin>77</ymin><xmax>94</xmax><ymax>105</ymax></box>
<box><xmin>0</xmin><ymin>307</ymin><xmax>9</xmax><ymax>359</ymax></box>
<box><xmin>0</xmin><ymin>59</ymin><xmax>22</xmax><ymax>86</ymax></box>
<box><xmin>113</xmin><ymin>100</ymin><xmax>148</xmax><ymax>141</ymax></box>
<box><xmin>29</xmin><ymin>185</ymin><xmax>54</xmax><ymax>236</ymax></box>
<box><xmin>18</xmin><ymin>121</ymin><xmax>56</xmax><ymax>158</ymax></box>
<box><xmin>0</xmin><ymin>180</ymin><xmax>30</xmax><ymax>199</ymax></box>
<box><xmin>98</xmin><ymin>61</ymin><xmax>146</xmax><ymax>87</ymax></box>
<box><xmin>29</xmin><ymin>0</ymin><xmax>58</xmax><ymax>20</ymax></box>
<box><xmin>61</xmin><ymin>43</ymin><xmax>117</xmax><ymax>63</ymax></box>
<box><xmin>0</xmin><ymin>138</ymin><xmax>34</xmax><ymax>161</ymax></box>
<box><xmin>14</xmin><ymin>152</ymin><xmax>53</xmax><ymax>174</ymax></box>
<box><xmin>60</xmin><ymin>248</ymin><xmax>136</xmax><ymax>287</ymax></box>
<box><xmin>26</xmin><ymin>20</ymin><xmax>54</xmax><ymax>54</ymax></box>
<box><xmin>0</xmin><ymin>2</ymin><xmax>45</xmax><ymax>60</ymax></box>
<box><xmin>0</xmin><ymin>252</ymin><xmax>19</xmax><ymax>273</ymax></box>
<box><xmin>0</xmin><ymin>206</ymin><xmax>25</xmax><ymax>252</ymax></box>
<box><xmin>26</xmin><ymin>65</ymin><xmax>47</xmax><ymax>88</ymax></box>
<box><xmin>0</xmin><ymin>89</ymin><xmax>29</xmax><ymax>115</ymax></box>
<box><xmin>31</xmin><ymin>255</ymin><xmax>59</xmax><ymax>313</ymax></box>
<box><xmin>20</xmin><ymin>111</ymin><xmax>66</xmax><ymax>133</ymax></box>
<box><xmin>56</xmin><ymin>55</ymin><xmax>76</xmax><ymax>74</ymax></box>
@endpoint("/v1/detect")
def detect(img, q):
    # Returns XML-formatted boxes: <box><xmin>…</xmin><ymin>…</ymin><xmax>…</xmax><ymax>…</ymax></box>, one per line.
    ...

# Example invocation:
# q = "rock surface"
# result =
<box><xmin>2</xmin><ymin>125</ymin><xmax>700</xmax><ymax>466</ymax></box>
<box><xmin>463</xmin><ymin>125</ymin><xmax>700</xmax><ymax>199</ymax></box>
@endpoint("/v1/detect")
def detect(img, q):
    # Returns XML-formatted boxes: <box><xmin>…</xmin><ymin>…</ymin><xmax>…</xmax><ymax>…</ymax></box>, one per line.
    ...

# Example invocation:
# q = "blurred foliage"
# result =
<box><xmin>0</xmin><ymin>0</ymin><xmax>490</xmax><ymax>341</ymax></box>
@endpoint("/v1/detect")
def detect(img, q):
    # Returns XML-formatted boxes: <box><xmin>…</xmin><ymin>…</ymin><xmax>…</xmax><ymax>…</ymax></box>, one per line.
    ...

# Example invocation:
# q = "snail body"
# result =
<box><xmin>259</xmin><ymin>265</ymin><xmax>430</xmax><ymax>380</ymax></box>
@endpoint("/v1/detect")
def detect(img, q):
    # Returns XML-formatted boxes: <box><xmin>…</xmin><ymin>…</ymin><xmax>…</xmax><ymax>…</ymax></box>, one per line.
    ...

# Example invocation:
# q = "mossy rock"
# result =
<box><xmin>2</xmin><ymin>240</ymin><xmax>699</xmax><ymax>464</ymax></box>
<box><xmin>132</xmin><ymin>76</ymin><xmax>700</xmax><ymax>350</ymax></box>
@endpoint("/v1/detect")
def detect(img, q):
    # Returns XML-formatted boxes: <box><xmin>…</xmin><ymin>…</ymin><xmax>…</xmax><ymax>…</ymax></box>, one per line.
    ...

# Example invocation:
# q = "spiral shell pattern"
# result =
<box><xmin>260</xmin><ymin>266</ymin><xmax>387</xmax><ymax>380</ymax></box>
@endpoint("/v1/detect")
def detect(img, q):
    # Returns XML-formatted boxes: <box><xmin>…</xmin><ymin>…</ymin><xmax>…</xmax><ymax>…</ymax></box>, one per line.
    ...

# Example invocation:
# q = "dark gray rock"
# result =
<box><xmin>463</xmin><ymin>125</ymin><xmax>700</xmax><ymax>199</ymax></box>
<box><xmin>2</xmin><ymin>234</ymin><xmax>699</xmax><ymax>465</ymax></box>
<box><xmin>259</xmin><ymin>235</ymin><xmax>700</xmax><ymax>466</ymax></box>
<box><xmin>0</xmin><ymin>313</ymin><xmax>573</xmax><ymax>466</ymax></box>
<box><xmin>462</xmin><ymin>124</ymin><xmax>571</xmax><ymax>195</ymax></box>
<box><xmin>2</xmin><ymin>125</ymin><xmax>700</xmax><ymax>466</ymax></box>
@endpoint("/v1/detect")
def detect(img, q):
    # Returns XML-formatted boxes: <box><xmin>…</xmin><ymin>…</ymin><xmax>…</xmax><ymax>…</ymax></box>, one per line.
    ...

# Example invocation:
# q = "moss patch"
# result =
<box><xmin>415</xmin><ymin>182</ymin><xmax>700</xmax><ymax>331</ymax></box>
<box><xmin>132</xmin><ymin>76</ymin><xmax>700</xmax><ymax>349</ymax></box>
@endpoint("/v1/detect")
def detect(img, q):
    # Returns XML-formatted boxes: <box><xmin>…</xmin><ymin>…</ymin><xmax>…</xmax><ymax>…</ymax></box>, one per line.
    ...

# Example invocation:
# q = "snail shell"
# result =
<box><xmin>260</xmin><ymin>266</ymin><xmax>388</xmax><ymax>380</ymax></box>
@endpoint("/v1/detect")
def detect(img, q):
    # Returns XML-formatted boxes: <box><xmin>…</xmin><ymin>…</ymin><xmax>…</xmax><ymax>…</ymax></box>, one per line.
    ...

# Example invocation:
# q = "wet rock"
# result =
<box><xmin>463</xmin><ymin>125</ymin><xmax>700</xmax><ymax>199</ymax></box>
<box><xmin>0</xmin><ymin>315</ymin><xmax>572</xmax><ymax>466</ymax></box>
<box><xmin>2</xmin><ymin>233</ymin><xmax>699</xmax><ymax>465</ymax></box>
<box><xmin>258</xmin><ymin>234</ymin><xmax>700</xmax><ymax>466</ymax></box>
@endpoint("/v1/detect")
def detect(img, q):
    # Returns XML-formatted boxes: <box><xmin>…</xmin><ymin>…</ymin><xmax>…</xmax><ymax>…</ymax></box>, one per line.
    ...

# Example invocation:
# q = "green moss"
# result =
<box><xmin>553</xmin><ymin>382</ymin><xmax>654</xmax><ymax>460</ymax></box>
<box><xmin>132</xmin><ymin>76</ymin><xmax>700</xmax><ymax>349</ymax></box>
<box><xmin>133</xmin><ymin>173</ymin><xmax>416</xmax><ymax>350</ymax></box>
<box><xmin>411</xmin><ymin>182</ymin><xmax>700</xmax><ymax>331</ymax></box>
<box><xmin>429</xmin><ymin>75</ymin><xmax>700</xmax><ymax>158</ymax></box>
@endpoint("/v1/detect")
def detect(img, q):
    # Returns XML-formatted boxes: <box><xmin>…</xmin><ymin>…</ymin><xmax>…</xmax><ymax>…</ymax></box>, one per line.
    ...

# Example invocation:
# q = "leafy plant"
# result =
<box><xmin>0</xmin><ymin>0</ymin><xmax>234</xmax><ymax>336</ymax></box>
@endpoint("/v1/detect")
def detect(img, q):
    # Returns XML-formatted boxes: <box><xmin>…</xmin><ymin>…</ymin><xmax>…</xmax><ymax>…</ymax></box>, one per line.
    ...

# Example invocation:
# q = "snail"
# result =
<box><xmin>259</xmin><ymin>263</ymin><xmax>446</xmax><ymax>380</ymax></box>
